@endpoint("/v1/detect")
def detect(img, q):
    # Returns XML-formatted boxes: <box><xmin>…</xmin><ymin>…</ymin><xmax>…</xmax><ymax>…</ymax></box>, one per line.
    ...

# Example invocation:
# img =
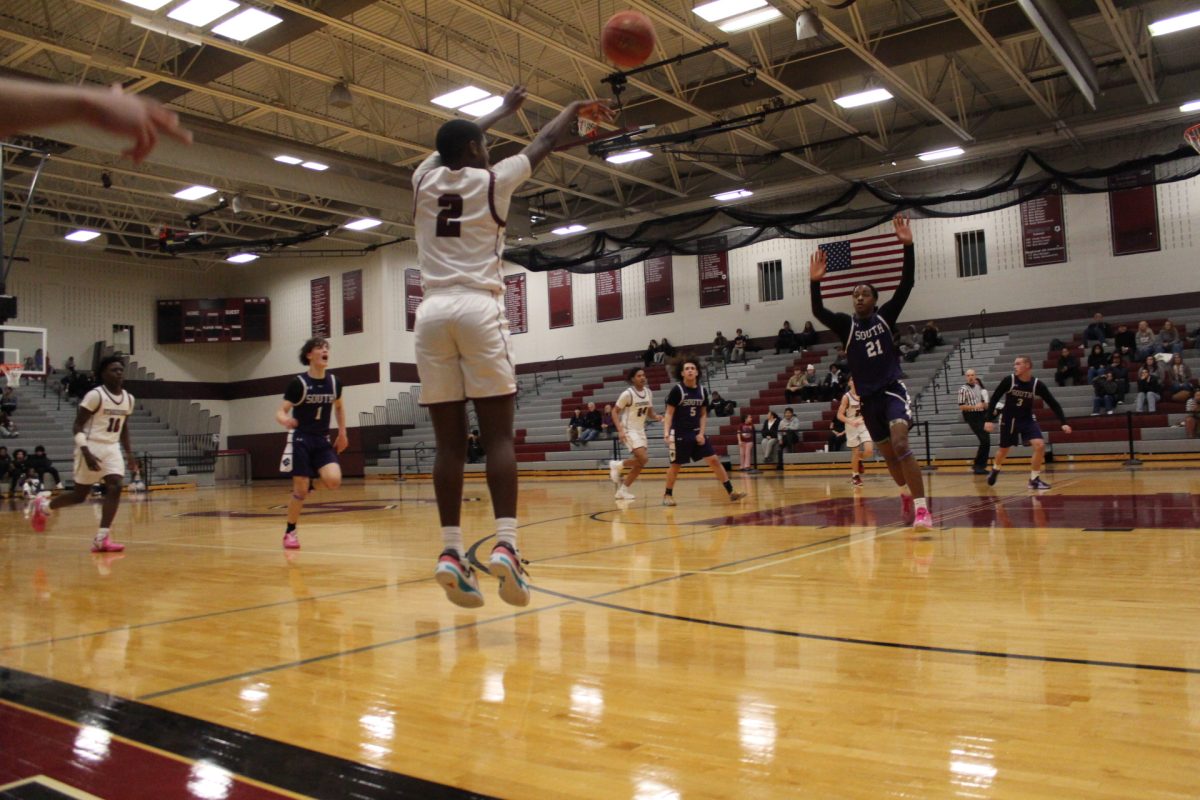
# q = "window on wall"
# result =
<box><xmin>758</xmin><ymin>259</ymin><xmax>784</xmax><ymax>302</ymax></box>
<box><xmin>955</xmin><ymin>230</ymin><xmax>987</xmax><ymax>277</ymax></box>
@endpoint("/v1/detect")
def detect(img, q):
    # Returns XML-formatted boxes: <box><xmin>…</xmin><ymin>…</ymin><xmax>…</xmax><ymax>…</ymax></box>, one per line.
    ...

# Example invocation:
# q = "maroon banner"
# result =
<box><xmin>698</xmin><ymin>236</ymin><xmax>730</xmax><ymax>308</ymax></box>
<box><xmin>504</xmin><ymin>273</ymin><xmax>527</xmax><ymax>334</ymax></box>
<box><xmin>310</xmin><ymin>277</ymin><xmax>330</xmax><ymax>338</ymax></box>
<box><xmin>644</xmin><ymin>255</ymin><xmax>674</xmax><ymax>315</ymax></box>
<box><xmin>595</xmin><ymin>256</ymin><xmax>623</xmax><ymax>322</ymax></box>
<box><xmin>1021</xmin><ymin>183</ymin><xmax>1067</xmax><ymax>267</ymax></box>
<box><xmin>404</xmin><ymin>268</ymin><xmax>423</xmax><ymax>332</ymax></box>
<box><xmin>548</xmin><ymin>269</ymin><xmax>573</xmax><ymax>329</ymax></box>
<box><xmin>1108</xmin><ymin>169</ymin><xmax>1160</xmax><ymax>256</ymax></box>
<box><xmin>341</xmin><ymin>269</ymin><xmax>363</xmax><ymax>334</ymax></box>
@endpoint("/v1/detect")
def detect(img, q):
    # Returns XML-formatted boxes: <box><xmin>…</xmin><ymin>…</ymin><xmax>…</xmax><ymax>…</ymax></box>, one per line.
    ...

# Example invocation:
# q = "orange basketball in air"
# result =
<box><xmin>602</xmin><ymin>11</ymin><xmax>656</xmax><ymax>69</ymax></box>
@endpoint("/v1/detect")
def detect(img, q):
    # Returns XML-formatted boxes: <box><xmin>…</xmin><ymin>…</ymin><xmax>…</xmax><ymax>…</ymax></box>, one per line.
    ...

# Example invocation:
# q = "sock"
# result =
<box><xmin>495</xmin><ymin>517</ymin><xmax>517</xmax><ymax>550</ymax></box>
<box><xmin>664</xmin><ymin>487</ymin><xmax>673</xmax><ymax>496</ymax></box>
<box><xmin>992</xmin><ymin>464</ymin><xmax>1002</xmax><ymax>472</ymax></box>
<box><xmin>914</xmin><ymin>498</ymin><xmax>928</xmax><ymax>512</ymax></box>
<box><xmin>441</xmin><ymin>526</ymin><xmax>463</xmax><ymax>556</ymax></box>
<box><xmin>723</xmin><ymin>480</ymin><xmax>733</xmax><ymax>493</ymax></box>
<box><xmin>285</xmin><ymin>522</ymin><xmax>296</xmax><ymax>534</ymax></box>
<box><xmin>1030</xmin><ymin>471</ymin><xmax>1040</xmax><ymax>481</ymax></box>
<box><xmin>94</xmin><ymin>527</ymin><xmax>110</xmax><ymax>544</ymax></box>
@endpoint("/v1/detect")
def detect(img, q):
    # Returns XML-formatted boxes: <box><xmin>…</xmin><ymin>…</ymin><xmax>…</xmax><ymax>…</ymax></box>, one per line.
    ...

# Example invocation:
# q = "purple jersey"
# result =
<box><xmin>283</xmin><ymin>373</ymin><xmax>341</xmax><ymax>435</ymax></box>
<box><xmin>666</xmin><ymin>383</ymin><xmax>707</xmax><ymax>436</ymax></box>
<box><xmin>846</xmin><ymin>313</ymin><xmax>905</xmax><ymax>396</ymax></box>
<box><xmin>999</xmin><ymin>374</ymin><xmax>1038</xmax><ymax>420</ymax></box>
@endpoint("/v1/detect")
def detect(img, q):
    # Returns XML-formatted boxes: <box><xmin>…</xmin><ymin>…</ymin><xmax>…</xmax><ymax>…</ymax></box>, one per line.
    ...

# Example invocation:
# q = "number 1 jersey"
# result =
<box><xmin>412</xmin><ymin>152</ymin><xmax>531</xmax><ymax>294</ymax></box>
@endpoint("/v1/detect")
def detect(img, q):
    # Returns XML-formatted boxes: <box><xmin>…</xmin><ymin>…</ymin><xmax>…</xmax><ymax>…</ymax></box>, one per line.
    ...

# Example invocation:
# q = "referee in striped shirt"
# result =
<box><xmin>958</xmin><ymin>369</ymin><xmax>991</xmax><ymax>475</ymax></box>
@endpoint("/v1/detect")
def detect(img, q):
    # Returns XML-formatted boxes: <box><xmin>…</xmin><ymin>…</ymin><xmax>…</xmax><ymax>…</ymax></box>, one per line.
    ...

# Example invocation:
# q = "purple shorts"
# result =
<box><xmin>670</xmin><ymin>433</ymin><xmax>716</xmax><ymax>464</ymax></box>
<box><xmin>998</xmin><ymin>416</ymin><xmax>1044</xmax><ymax>448</ymax></box>
<box><xmin>860</xmin><ymin>381</ymin><xmax>913</xmax><ymax>442</ymax></box>
<box><xmin>285</xmin><ymin>432</ymin><xmax>338</xmax><ymax>478</ymax></box>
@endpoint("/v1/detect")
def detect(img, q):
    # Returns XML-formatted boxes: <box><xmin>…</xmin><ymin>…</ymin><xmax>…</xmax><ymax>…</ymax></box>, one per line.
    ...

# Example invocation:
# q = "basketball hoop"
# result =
<box><xmin>0</xmin><ymin>363</ymin><xmax>22</xmax><ymax>387</ymax></box>
<box><xmin>1186</xmin><ymin>124</ymin><xmax>1200</xmax><ymax>155</ymax></box>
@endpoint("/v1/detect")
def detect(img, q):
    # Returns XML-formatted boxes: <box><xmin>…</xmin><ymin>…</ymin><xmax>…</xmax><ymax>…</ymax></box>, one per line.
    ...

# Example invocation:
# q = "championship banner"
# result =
<box><xmin>644</xmin><ymin>255</ymin><xmax>674</xmax><ymax>315</ymax></box>
<box><xmin>548</xmin><ymin>269</ymin><xmax>573</xmax><ymax>329</ymax></box>
<box><xmin>595</xmin><ymin>256</ymin><xmax>623</xmax><ymax>322</ymax></box>
<box><xmin>310</xmin><ymin>277</ymin><xmax>330</xmax><ymax>338</ymax></box>
<box><xmin>504</xmin><ymin>273</ymin><xmax>527</xmax><ymax>334</ymax></box>
<box><xmin>698</xmin><ymin>236</ymin><xmax>730</xmax><ymax>308</ymax></box>
<box><xmin>1021</xmin><ymin>184</ymin><xmax>1067</xmax><ymax>267</ymax></box>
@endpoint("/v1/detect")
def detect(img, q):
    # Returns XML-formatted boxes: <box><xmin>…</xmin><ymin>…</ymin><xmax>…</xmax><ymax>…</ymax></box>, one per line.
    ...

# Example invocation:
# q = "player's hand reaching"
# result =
<box><xmin>86</xmin><ymin>85</ymin><xmax>193</xmax><ymax>163</ymax></box>
<box><xmin>984</xmin><ymin>421</ymin><xmax>994</xmax><ymax>434</ymax></box>
<box><xmin>809</xmin><ymin>249</ymin><xmax>827</xmax><ymax>281</ymax></box>
<box><xmin>499</xmin><ymin>85</ymin><xmax>527</xmax><ymax>115</ymax></box>
<box><xmin>575</xmin><ymin>99</ymin><xmax>617</xmax><ymax>125</ymax></box>
<box><xmin>1060</xmin><ymin>424</ymin><xmax>1072</xmax><ymax>435</ymax></box>
<box><xmin>334</xmin><ymin>431</ymin><xmax>349</xmax><ymax>453</ymax></box>
<box><xmin>892</xmin><ymin>213</ymin><xmax>913</xmax><ymax>245</ymax></box>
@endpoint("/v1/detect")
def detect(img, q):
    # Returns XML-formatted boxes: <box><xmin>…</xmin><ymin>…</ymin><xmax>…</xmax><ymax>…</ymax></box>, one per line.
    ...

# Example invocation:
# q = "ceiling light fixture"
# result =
<box><xmin>174</xmin><ymin>185</ymin><xmax>218</xmax><ymax>200</ymax></box>
<box><xmin>120</xmin><ymin>0</ymin><xmax>172</xmax><ymax>10</ymax></box>
<box><xmin>712</xmin><ymin>189</ymin><xmax>752</xmax><ymax>201</ymax></box>
<box><xmin>458</xmin><ymin>95</ymin><xmax>504</xmax><ymax>117</ymax></box>
<box><xmin>327</xmin><ymin>81</ymin><xmax>354</xmax><ymax>109</ymax></box>
<box><xmin>274</xmin><ymin>155</ymin><xmax>303</xmax><ymax>164</ymax></box>
<box><xmin>717</xmin><ymin>6</ymin><xmax>782</xmax><ymax>32</ymax></box>
<box><xmin>344</xmin><ymin>218</ymin><xmax>383</xmax><ymax>231</ymax></box>
<box><xmin>835</xmin><ymin>87</ymin><xmax>894</xmax><ymax>109</ymax></box>
<box><xmin>431</xmin><ymin>86</ymin><xmax>491</xmax><ymax>109</ymax></box>
<box><xmin>226</xmin><ymin>253</ymin><xmax>259</xmax><ymax>263</ymax></box>
<box><xmin>917</xmin><ymin>146</ymin><xmax>965</xmax><ymax>162</ymax></box>
<box><xmin>211</xmin><ymin>7</ymin><xmax>282</xmax><ymax>41</ymax></box>
<box><xmin>1149</xmin><ymin>9</ymin><xmax>1200</xmax><ymax>36</ymax></box>
<box><xmin>301</xmin><ymin>161</ymin><xmax>328</xmax><ymax>171</ymax></box>
<box><xmin>605</xmin><ymin>149</ymin><xmax>653</xmax><ymax>164</ymax></box>
<box><xmin>167</xmin><ymin>0</ymin><xmax>239</xmax><ymax>27</ymax></box>
<box><xmin>1181</xmin><ymin>100</ymin><xmax>1200</xmax><ymax>113</ymax></box>
<box><xmin>64</xmin><ymin>230</ymin><xmax>102</xmax><ymax>242</ymax></box>
<box><xmin>552</xmin><ymin>224</ymin><xmax>587</xmax><ymax>235</ymax></box>
<box><xmin>693</xmin><ymin>0</ymin><xmax>766</xmax><ymax>23</ymax></box>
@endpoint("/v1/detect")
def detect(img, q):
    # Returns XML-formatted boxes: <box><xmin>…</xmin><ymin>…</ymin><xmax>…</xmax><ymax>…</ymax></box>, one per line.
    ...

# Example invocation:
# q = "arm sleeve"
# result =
<box><xmin>878</xmin><ymin>244</ymin><xmax>915</xmax><ymax>327</ymax></box>
<box><xmin>809</xmin><ymin>281</ymin><xmax>852</xmax><ymax>342</ymax></box>
<box><xmin>79</xmin><ymin>388</ymin><xmax>100</xmax><ymax>413</ymax></box>
<box><xmin>665</xmin><ymin>385</ymin><xmax>682</xmax><ymax>409</ymax></box>
<box><xmin>1035</xmin><ymin>381</ymin><xmax>1068</xmax><ymax>424</ymax></box>
<box><xmin>985</xmin><ymin>375</ymin><xmax>1013</xmax><ymax>420</ymax></box>
<box><xmin>283</xmin><ymin>377</ymin><xmax>304</xmax><ymax>404</ymax></box>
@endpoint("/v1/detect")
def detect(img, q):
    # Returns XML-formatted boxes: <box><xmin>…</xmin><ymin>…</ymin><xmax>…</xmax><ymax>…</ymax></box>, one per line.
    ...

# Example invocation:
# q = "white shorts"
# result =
<box><xmin>624</xmin><ymin>429</ymin><xmax>648</xmax><ymax>452</ymax></box>
<box><xmin>846</xmin><ymin>423</ymin><xmax>871</xmax><ymax>449</ymax></box>
<box><xmin>415</xmin><ymin>289</ymin><xmax>517</xmax><ymax>405</ymax></box>
<box><xmin>74</xmin><ymin>442</ymin><xmax>125</xmax><ymax>484</ymax></box>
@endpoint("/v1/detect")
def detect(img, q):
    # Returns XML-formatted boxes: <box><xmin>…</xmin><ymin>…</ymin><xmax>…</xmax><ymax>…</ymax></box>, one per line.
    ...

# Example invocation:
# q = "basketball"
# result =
<box><xmin>602</xmin><ymin>11</ymin><xmax>656</xmax><ymax>69</ymax></box>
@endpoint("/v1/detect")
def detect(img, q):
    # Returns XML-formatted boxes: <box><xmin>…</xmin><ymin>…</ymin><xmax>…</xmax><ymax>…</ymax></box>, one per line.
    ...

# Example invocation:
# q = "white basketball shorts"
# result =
<box><xmin>415</xmin><ymin>288</ymin><xmax>517</xmax><ymax>405</ymax></box>
<box><xmin>845</xmin><ymin>422</ymin><xmax>871</xmax><ymax>449</ymax></box>
<box><xmin>624</xmin><ymin>429</ymin><xmax>648</xmax><ymax>452</ymax></box>
<box><xmin>74</xmin><ymin>441</ymin><xmax>125</xmax><ymax>484</ymax></box>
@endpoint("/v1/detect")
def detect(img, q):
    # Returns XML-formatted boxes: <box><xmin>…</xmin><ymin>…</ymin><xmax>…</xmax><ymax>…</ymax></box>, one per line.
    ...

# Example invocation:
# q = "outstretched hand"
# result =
<box><xmin>576</xmin><ymin>99</ymin><xmax>617</xmax><ymax>125</ymax></box>
<box><xmin>1061</xmin><ymin>424</ymin><xmax>1072</xmax><ymax>435</ymax></box>
<box><xmin>87</xmin><ymin>85</ymin><xmax>193</xmax><ymax>163</ymax></box>
<box><xmin>809</xmin><ymin>249</ymin><xmax>827</xmax><ymax>281</ymax></box>
<box><xmin>892</xmin><ymin>213</ymin><xmax>913</xmax><ymax>245</ymax></box>
<box><xmin>500</xmin><ymin>85</ymin><xmax>527</xmax><ymax>115</ymax></box>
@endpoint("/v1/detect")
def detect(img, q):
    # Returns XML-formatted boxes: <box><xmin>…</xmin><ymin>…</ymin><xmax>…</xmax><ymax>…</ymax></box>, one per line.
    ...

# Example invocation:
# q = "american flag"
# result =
<box><xmin>818</xmin><ymin>233</ymin><xmax>906</xmax><ymax>299</ymax></box>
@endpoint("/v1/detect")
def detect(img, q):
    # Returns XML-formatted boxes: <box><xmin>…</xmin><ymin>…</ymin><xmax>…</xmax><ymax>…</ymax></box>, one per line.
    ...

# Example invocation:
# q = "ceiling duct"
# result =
<box><xmin>1016</xmin><ymin>0</ymin><xmax>1100</xmax><ymax>108</ymax></box>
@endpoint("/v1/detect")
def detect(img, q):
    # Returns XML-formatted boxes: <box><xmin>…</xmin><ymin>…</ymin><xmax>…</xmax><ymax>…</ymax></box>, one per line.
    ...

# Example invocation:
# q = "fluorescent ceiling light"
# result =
<box><xmin>835</xmin><ymin>87</ymin><xmax>894</xmax><ymax>109</ymax></box>
<box><xmin>211</xmin><ymin>7</ymin><xmax>282</xmax><ymax>40</ymax></box>
<box><xmin>174</xmin><ymin>185</ymin><xmax>218</xmax><ymax>200</ymax></box>
<box><xmin>459</xmin><ymin>95</ymin><xmax>504</xmax><ymax>117</ymax></box>
<box><xmin>64</xmin><ymin>230</ymin><xmax>102</xmax><ymax>242</ymax></box>
<box><xmin>344</xmin><ymin>218</ymin><xmax>382</xmax><ymax>231</ymax></box>
<box><xmin>693</xmin><ymin>0</ymin><xmax>765</xmax><ymax>23</ymax></box>
<box><xmin>431</xmin><ymin>86</ymin><xmax>490</xmax><ymax>109</ymax></box>
<box><xmin>274</xmin><ymin>154</ymin><xmax>303</xmax><ymax>164</ymax></box>
<box><xmin>301</xmin><ymin>161</ymin><xmax>328</xmax><ymax>171</ymax></box>
<box><xmin>606</xmin><ymin>149</ymin><xmax>653</xmax><ymax>164</ymax></box>
<box><xmin>712</xmin><ymin>189</ymin><xmax>752</xmax><ymax>201</ymax></box>
<box><xmin>167</xmin><ymin>0</ymin><xmax>239</xmax><ymax>27</ymax></box>
<box><xmin>1181</xmin><ymin>100</ymin><xmax>1200</xmax><ymax>113</ymax></box>
<box><xmin>120</xmin><ymin>0</ymin><xmax>172</xmax><ymax>10</ymax></box>
<box><xmin>552</xmin><ymin>224</ymin><xmax>587</xmax><ymax>235</ymax></box>
<box><xmin>226</xmin><ymin>253</ymin><xmax>259</xmax><ymax>263</ymax></box>
<box><xmin>917</xmin><ymin>146</ymin><xmax>965</xmax><ymax>162</ymax></box>
<box><xmin>1149</xmin><ymin>9</ymin><xmax>1200</xmax><ymax>36</ymax></box>
<box><xmin>717</xmin><ymin>6</ymin><xmax>782</xmax><ymax>32</ymax></box>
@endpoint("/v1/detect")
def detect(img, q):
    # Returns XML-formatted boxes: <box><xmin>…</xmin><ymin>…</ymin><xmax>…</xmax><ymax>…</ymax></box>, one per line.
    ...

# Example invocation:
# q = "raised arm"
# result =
<box><xmin>808</xmin><ymin>249</ymin><xmax>852</xmax><ymax>341</ymax></box>
<box><xmin>522</xmin><ymin>100</ymin><xmax>614</xmax><ymax>171</ymax></box>
<box><xmin>878</xmin><ymin>215</ymin><xmax>915</xmax><ymax>327</ymax></box>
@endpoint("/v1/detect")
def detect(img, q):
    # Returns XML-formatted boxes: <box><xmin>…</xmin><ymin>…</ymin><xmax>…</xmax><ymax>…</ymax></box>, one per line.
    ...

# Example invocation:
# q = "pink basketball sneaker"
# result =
<box><xmin>913</xmin><ymin>507</ymin><xmax>934</xmax><ymax>531</ymax></box>
<box><xmin>91</xmin><ymin>535</ymin><xmax>125</xmax><ymax>553</ymax></box>
<box><xmin>282</xmin><ymin>531</ymin><xmax>300</xmax><ymax>550</ymax></box>
<box><xmin>30</xmin><ymin>495</ymin><xmax>50</xmax><ymax>533</ymax></box>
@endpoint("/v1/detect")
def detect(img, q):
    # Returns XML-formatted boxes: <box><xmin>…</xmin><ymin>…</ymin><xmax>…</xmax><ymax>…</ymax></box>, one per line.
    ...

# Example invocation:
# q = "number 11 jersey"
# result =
<box><xmin>412</xmin><ymin>152</ymin><xmax>531</xmax><ymax>294</ymax></box>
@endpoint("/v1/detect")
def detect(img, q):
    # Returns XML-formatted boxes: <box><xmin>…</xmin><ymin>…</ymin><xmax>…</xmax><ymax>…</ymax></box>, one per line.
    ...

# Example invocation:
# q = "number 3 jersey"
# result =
<box><xmin>80</xmin><ymin>386</ymin><xmax>134</xmax><ymax>445</ymax></box>
<box><xmin>412</xmin><ymin>152</ymin><xmax>532</xmax><ymax>294</ymax></box>
<box><xmin>284</xmin><ymin>372</ymin><xmax>342</xmax><ymax>436</ymax></box>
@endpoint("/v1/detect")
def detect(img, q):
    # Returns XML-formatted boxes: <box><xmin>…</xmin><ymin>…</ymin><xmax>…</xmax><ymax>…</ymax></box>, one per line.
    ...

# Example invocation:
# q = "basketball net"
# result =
<box><xmin>1186</xmin><ymin>124</ymin><xmax>1200</xmax><ymax>155</ymax></box>
<box><xmin>0</xmin><ymin>363</ymin><xmax>22</xmax><ymax>388</ymax></box>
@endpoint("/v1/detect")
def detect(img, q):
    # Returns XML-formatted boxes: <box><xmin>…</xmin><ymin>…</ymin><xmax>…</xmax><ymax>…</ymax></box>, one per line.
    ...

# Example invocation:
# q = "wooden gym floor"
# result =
<box><xmin>1</xmin><ymin>466</ymin><xmax>1198</xmax><ymax>799</ymax></box>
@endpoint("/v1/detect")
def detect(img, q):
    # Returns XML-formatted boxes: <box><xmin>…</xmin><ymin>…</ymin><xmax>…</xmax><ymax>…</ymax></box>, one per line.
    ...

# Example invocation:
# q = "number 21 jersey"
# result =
<box><xmin>412</xmin><ymin>152</ymin><xmax>531</xmax><ymax>294</ymax></box>
<box><xmin>846</xmin><ymin>311</ymin><xmax>904</xmax><ymax>396</ymax></box>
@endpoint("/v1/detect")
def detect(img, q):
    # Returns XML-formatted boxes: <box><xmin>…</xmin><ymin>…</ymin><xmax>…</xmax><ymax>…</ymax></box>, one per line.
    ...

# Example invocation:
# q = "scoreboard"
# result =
<box><xmin>156</xmin><ymin>298</ymin><xmax>271</xmax><ymax>344</ymax></box>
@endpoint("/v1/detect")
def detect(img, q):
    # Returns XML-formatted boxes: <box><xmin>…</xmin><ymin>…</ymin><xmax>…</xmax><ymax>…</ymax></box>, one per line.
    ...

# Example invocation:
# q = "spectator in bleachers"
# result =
<box><xmin>1085</xmin><ymin>344</ymin><xmax>1108</xmax><ymax>383</ymax></box>
<box><xmin>27</xmin><ymin>446</ymin><xmax>62</xmax><ymax>489</ymax></box>
<box><xmin>775</xmin><ymin>322</ymin><xmax>797</xmax><ymax>354</ymax></box>
<box><xmin>796</xmin><ymin>321</ymin><xmax>819</xmax><ymax>351</ymax></box>
<box><xmin>798</xmin><ymin>364</ymin><xmax>821</xmax><ymax>402</ymax></box>
<box><xmin>567</xmin><ymin>408</ymin><xmax>585</xmax><ymax>446</ymax></box>
<box><xmin>1136</xmin><ymin>365</ymin><xmax>1162</xmax><ymax>413</ymax></box>
<box><xmin>958</xmin><ymin>369</ymin><xmax>990</xmax><ymax>475</ymax></box>
<box><xmin>64</xmin><ymin>356</ymin><xmax>75</xmax><ymax>371</ymax></box>
<box><xmin>1091</xmin><ymin>369</ymin><xmax>1118</xmax><ymax>416</ymax></box>
<box><xmin>659</xmin><ymin>338</ymin><xmax>676</xmax><ymax>360</ymax></box>
<box><xmin>466</xmin><ymin>429</ymin><xmax>484</xmax><ymax>464</ymax></box>
<box><xmin>832</xmin><ymin>346</ymin><xmax>848</xmax><ymax>372</ymax></box>
<box><xmin>823</xmin><ymin>363</ymin><xmax>845</xmax><ymax>401</ymax></box>
<box><xmin>1054</xmin><ymin>347</ymin><xmax>1079</xmax><ymax>387</ymax></box>
<box><xmin>1185</xmin><ymin>390</ymin><xmax>1200</xmax><ymax>438</ymax></box>
<box><xmin>0</xmin><ymin>447</ymin><xmax>10</xmax><ymax>488</ymax></box>
<box><xmin>896</xmin><ymin>326</ymin><xmax>920</xmax><ymax>362</ymax></box>
<box><xmin>784</xmin><ymin>367</ymin><xmax>805</xmax><ymax>404</ymax></box>
<box><xmin>601</xmin><ymin>404</ymin><xmax>616</xmax><ymax>439</ymax></box>
<box><xmin>0</xmin><ymin>411</ymin><xmax>16</xmax><ymax>439</ymax></box>
<box><xmin>1114</xmin><ymin>324</ymin><xmax>1135</xmax><ymax>358</ymax></box>
<box><xmin>7</xmin><ymin>448</ymin><xmax>28</xmax><ymax>494</ymax></box>
<box><xmin>1083</xmin><ymin>313</ymin><xmax>1111</xmax><ymax>349</ymax></box>
<box><xmin>642</xmin><ymin>340</ymin><xmax>659</xmax><ymax>367</ymax></box>
<box><xmin>1165</xmin><ymin>353</ymin><xmax>1195</xmax><ymax>402</ymax></box>
<box><xmin>1158</xmin><ymin>320</ymin><xmax>1185</xmax><ymax>355</ymax></box>
<box><xmin>1141</xmin><ymin>354</ymin><xmax>1165</xmax><ymax>386</ymax></box>
<box><xmin>711</xmin><ymin>331</ymin><xmax>729</xmax><ymax>364</ymax></box>
<box><xmin>709</xmin><ymin>391</ymin><xmax>736</xmax><ymax>416</ymax></box>
<box><xmin>921</xmin><ymin>321</ymin><xmax>943</xmax><ymax>352</ymax></box>
<box><xmin>737</xmin><ymin>328</ymin><xmax>760</xmax><ymax>352</ymax></box>
<box><xmin>1108</xmin><ymin>353</ymin><xmax>1129</xmax><ymax>404</ymax></box>
<box><xmin>729</xmin><ymin>331</ymin><xmax>748</xmax><ymax>364</ymax></box>
<box><xmin>779</xmin><ymin>407</ymin><xmax>801</xmax><ymax>451</ymax></box>
<box><xmin>738</xmin><ymin>414</ymin><xmax>755</xmax><ymax>471</ymax></box>
<box><xmin>759</xmin><ymin>411</ymin><xmax>781</xmax><ymax>464</ymax></box>
<box><xmin>0</xmin><ymin>387</ymin><xmax>16</xmax><ymax>416</ymax></box>
<box><xmin>1134</xmin><ymin>321</ymin><xmax>1158</xmax><ymax>361</ymax></box>
<box><xmin>579</xmin><ymin>402</ymin><xmax>602</xmax><ymax>444</ymax></box>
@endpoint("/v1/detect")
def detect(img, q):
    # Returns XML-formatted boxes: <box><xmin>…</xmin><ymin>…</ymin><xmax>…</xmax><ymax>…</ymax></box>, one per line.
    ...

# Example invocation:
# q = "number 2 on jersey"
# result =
<box><xmin>436</xmin><ymin>194</ymin><xmax>463</xmax><ymax>237</ymax></box>
<box><xmin>865</xmin><ymin>340</ymin><xmax>883</xmax><ymax>358</ymax></box>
